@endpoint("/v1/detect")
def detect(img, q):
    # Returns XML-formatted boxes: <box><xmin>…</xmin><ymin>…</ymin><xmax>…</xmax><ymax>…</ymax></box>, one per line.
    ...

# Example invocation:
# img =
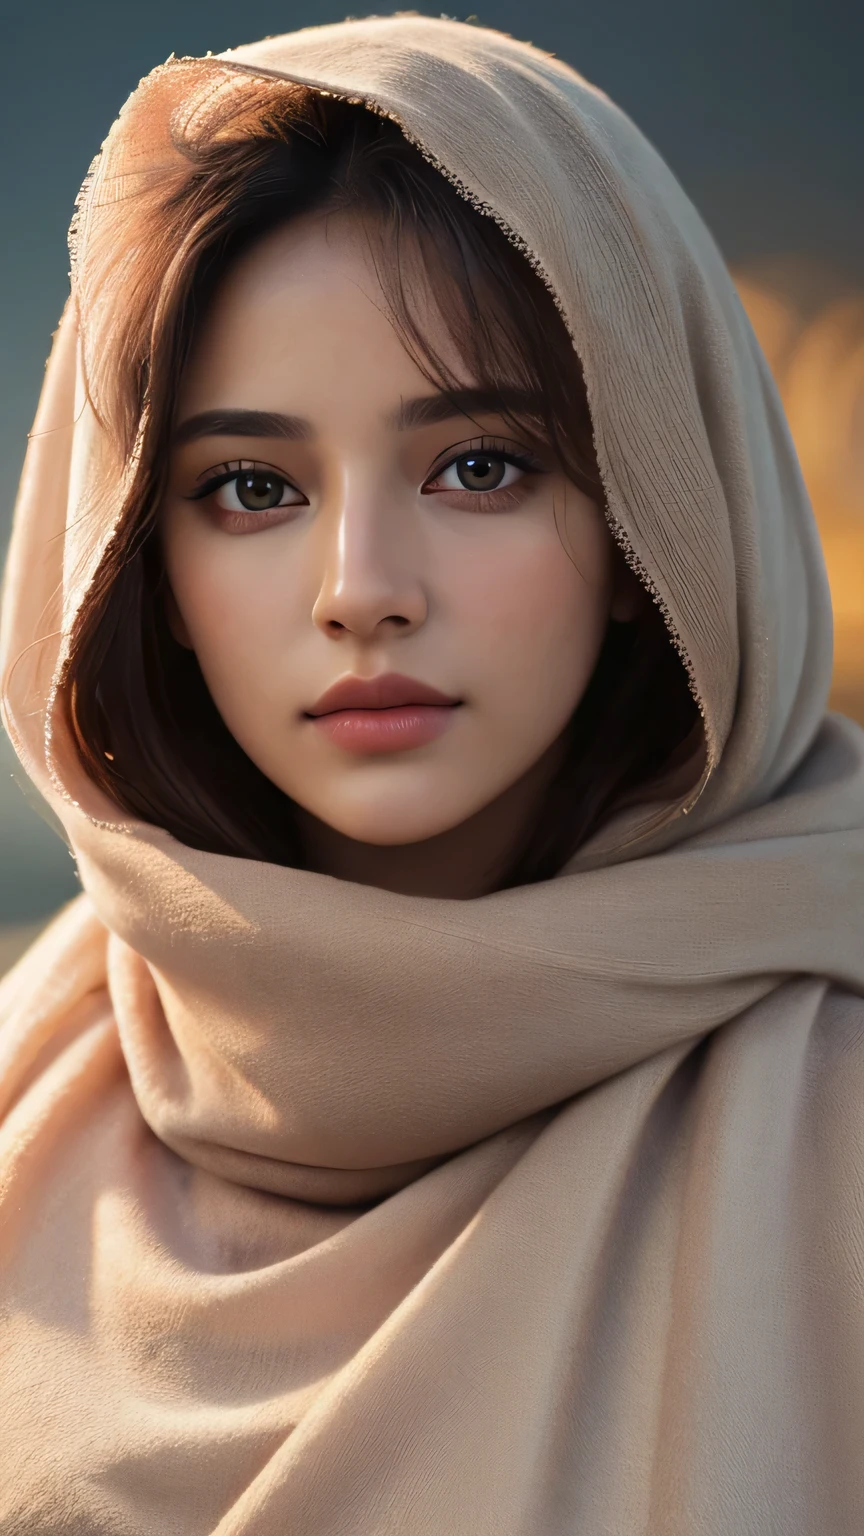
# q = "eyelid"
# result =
<box><xmin>185</xmin><ymin>458</ymin><xmax>302</xmax><ymax>501</ymax></box>
<box><xmin>422</xmin><ymin>436</ymin><xmax>549</xmax><ymax>489</ymax></box>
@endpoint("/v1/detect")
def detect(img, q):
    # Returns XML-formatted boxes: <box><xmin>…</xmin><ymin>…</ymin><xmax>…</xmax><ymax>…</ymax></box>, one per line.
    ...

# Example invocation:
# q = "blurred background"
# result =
<box><xmin>1</xmin><ymin>0</ymin><xmax>861</xmax><ymax>968</ymax></box>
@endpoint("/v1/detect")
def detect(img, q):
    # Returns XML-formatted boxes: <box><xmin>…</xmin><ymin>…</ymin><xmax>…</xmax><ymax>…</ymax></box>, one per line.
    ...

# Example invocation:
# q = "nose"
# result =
<box><xmin>311</xmin><ymin>472</ymin><xmax>428</xmax><ymax>640</ymax></box>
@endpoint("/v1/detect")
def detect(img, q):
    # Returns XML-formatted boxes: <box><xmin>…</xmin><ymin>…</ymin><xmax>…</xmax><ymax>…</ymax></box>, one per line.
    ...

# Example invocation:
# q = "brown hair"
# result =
<box><xmin>62</xmin><ymin>82</ymin><xmax>699</xmax><ymax>887</ymax></box>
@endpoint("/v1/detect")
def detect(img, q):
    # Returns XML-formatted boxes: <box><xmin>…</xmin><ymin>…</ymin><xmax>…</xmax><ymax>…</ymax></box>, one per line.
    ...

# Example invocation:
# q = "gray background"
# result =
<box><xmin>1</xmin><ymin>0</ymin><xmax>861</xmax><ymax>927</ymax></box>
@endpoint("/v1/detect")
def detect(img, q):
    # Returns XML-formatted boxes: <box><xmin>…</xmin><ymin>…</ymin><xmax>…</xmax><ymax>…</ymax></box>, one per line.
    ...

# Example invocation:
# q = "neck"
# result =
<box><xmin>293</xmin><ymin>735</ymin><xmax>569</xmax><ymax>900</ymax></box>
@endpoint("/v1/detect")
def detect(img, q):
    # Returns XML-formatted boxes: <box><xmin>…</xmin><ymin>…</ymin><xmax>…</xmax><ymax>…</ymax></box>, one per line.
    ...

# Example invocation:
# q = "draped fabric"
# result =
<box><xmin>1</xmin><ymin>15</ymin><xmax>862</xmax><ymax>1534</ymax></box>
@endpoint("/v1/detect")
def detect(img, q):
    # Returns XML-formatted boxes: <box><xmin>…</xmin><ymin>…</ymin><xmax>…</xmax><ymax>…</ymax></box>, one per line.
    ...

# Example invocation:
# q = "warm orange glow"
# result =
<box><xmin>734</xmin><ymin>269</ymin><xmax>864</xmax><ymax>723</ymax></box>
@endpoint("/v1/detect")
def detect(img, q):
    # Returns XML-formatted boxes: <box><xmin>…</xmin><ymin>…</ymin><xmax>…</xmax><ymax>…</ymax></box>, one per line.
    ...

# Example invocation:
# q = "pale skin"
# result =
<box><xmin>160</xmin><ymin>210</ymin><xmax>641</xmax><ymax>899</ymax></box>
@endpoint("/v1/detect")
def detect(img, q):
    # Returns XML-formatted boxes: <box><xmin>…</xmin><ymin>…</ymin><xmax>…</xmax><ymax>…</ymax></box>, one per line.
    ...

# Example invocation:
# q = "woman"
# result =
<box><xmin>1</xmin><ymin>15</ymin><xmax>862</xmax><ymax>1534</ymax></box>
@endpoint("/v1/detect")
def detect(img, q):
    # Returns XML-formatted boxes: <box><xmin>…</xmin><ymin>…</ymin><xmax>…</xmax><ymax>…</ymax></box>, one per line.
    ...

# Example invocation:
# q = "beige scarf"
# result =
<box><xmin>1</xmin><ymin>16</ymin><xmax>863</xmax><ymax>1534</ymax></box>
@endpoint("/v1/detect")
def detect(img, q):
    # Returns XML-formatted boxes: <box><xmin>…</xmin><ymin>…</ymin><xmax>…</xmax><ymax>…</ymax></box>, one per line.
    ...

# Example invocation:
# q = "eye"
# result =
<box><xmin>214</xmin><ymin>466</ymin><xmax>305</xmax><ymax>513</ymax></box>
<box><xmin>435</xmin><ymin>451</ymin><xmax>523</xmax><ymax>494</ymax></box>
<box><xmin>186</xmin><ymin>460</ymin><xmax>308</xmax><ymax>516</ymax></box>
<box><xmin>422</xmin><ymin>443</ymin><xmax>547</xmax><ymax>504</ymax></box>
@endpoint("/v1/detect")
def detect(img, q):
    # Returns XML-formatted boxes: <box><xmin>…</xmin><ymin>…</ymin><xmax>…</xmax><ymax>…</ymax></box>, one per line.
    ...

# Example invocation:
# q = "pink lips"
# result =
<box><xmin>304</xmin><ymin>672</ymin><xmax>462</xmax><ymax>755</ymax></box>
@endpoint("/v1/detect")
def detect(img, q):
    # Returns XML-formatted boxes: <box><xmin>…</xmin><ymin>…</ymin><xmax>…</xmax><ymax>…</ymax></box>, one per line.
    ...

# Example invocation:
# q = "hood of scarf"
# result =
<box><xmin>2</xmin><ymin>13</ymin><xmax>862</xmax><ymax>1204</ymax></box>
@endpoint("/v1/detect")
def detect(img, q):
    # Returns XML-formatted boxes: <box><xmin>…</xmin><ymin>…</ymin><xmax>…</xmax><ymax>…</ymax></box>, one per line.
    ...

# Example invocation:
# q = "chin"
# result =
<box><xmin>319</xmin><ymin>796</ymin><xmax>474</xmax><ymax>847</ymax></box>
<box><xmin>332</xmin><ymin>817</ymin><xmax>461</xmax><ymax>848</ymax></box>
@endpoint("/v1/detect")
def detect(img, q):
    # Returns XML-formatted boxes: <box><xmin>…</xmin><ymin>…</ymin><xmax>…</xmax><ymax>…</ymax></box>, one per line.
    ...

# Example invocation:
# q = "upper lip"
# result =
<box><xmin>305</xmin><ymin>672</ymin><xmax>462</xmax><ymax>716</ymax></box>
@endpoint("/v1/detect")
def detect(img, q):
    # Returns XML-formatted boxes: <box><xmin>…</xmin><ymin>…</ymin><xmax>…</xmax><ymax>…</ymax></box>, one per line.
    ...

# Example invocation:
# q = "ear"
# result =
<box><xmin>609</xmin><ymin>558</ymin><xmax>644</xmax><ymax>623</ymax></box>
<box><xmin>163</xmin><ymin>584</ymin><xmax>195</xmax><ymax>650</ymax></box>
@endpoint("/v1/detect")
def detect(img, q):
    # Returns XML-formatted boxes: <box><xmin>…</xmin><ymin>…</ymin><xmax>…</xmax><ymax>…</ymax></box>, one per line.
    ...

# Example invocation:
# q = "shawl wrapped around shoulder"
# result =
<box><xmin>1</xmin><ymin>15</ymin><xmax>862</xmax><ymax>1535</ymax></box>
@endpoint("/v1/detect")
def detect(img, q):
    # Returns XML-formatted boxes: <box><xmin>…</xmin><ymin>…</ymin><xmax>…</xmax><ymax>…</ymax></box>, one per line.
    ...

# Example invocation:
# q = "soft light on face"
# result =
<box><xmin>161</xmin><ymin>211</ymin><xmax>628</xmax><ymax>854</ymax></box>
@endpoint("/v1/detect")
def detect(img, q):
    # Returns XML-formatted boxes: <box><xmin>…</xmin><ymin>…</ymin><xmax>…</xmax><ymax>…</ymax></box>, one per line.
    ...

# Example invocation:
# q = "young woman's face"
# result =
<box><xmin>161</xmin><ymin>211</ymin><xmax>631</xmax><ymax>851</ymax></box>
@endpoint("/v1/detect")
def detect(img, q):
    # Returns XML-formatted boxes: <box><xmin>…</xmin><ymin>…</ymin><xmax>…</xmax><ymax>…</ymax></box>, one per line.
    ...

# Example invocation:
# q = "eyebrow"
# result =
<box><xmin>172</xmin><ymin>389</ymin><xmax>542</xmax><ymax>446</ymax></box>
<box><xmin>172</xmin><ymin>409</ymin><xmax>309</xmax><ymax>446</ymax></box>
<box><xmin>388</xmin><ymin>387</ymin><xmax>542</xmax><ymax>430</ymax></box>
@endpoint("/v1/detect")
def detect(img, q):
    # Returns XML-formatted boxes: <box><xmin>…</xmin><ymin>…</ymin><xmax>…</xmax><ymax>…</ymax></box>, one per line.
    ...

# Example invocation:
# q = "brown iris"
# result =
<box><xmin>454</xmin><ymin>453</ymin><xmax>507</xmax><ymax>491</ymax></box>
<box><xmin>234</xmin><ymin>468</ymin><xmax>287</xmax><ymax>511</ymax></box>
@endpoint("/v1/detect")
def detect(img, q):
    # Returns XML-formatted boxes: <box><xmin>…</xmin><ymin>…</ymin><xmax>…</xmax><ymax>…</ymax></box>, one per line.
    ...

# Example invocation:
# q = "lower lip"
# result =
<box><xmin>308</xmin><ymin>704</ymin><xmax>461</xmax><ymax>754</ymax></box>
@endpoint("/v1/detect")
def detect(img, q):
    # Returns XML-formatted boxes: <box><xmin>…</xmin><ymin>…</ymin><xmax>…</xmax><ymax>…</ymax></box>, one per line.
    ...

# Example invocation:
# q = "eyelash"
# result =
<box><xmin>423</xmin><ymin>441</ymin><xmax>547</xmax><ymax>509</ymax></box>
<box><xmin>186</xmin><ymin>440</ymin><xmax>548</xmax><ymax>525</ymax></box>
<box><xmin>187</xmin><ymin>460</ymin><xmax>303</xmax><ymax>508</ymax></box>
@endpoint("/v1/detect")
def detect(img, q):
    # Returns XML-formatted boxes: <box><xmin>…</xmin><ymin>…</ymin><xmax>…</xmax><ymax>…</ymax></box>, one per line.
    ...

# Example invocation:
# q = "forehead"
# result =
<box><xmin>182</xmin><ymin>207</ymin><xmax>469</xmax><ymax>394</ymax></box>
<box><xmin>222</xmin><ymin>209</ymin><xmax>377</xmax><ymax>301</ymax></box>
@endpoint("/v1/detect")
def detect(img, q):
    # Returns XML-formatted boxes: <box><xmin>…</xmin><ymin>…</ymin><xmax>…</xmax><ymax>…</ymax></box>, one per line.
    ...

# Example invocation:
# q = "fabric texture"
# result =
<box><xmin>1</xmin><ymin>15</ymin><xmax>863</xmax><ymax>1534</ymax></box>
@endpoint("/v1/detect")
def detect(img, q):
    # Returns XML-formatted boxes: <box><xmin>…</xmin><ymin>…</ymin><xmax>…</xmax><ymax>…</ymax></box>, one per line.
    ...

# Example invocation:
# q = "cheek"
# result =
<box><xmin>164</xmin><ymin>529</ymin><xmax>305</xmax><ymax>700</ymax></box>
<box><xmin>450</xmin><ymin>530</ymin><xmax>612</xmax><ymax>714</ymax></box>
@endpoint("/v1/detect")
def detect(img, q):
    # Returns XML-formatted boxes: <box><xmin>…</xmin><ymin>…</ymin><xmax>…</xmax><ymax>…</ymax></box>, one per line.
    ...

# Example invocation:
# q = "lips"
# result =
<box><xmin>304</xmin><ymin>672</ymin><xmax>461</xmax><ymax>716</ymax></box>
